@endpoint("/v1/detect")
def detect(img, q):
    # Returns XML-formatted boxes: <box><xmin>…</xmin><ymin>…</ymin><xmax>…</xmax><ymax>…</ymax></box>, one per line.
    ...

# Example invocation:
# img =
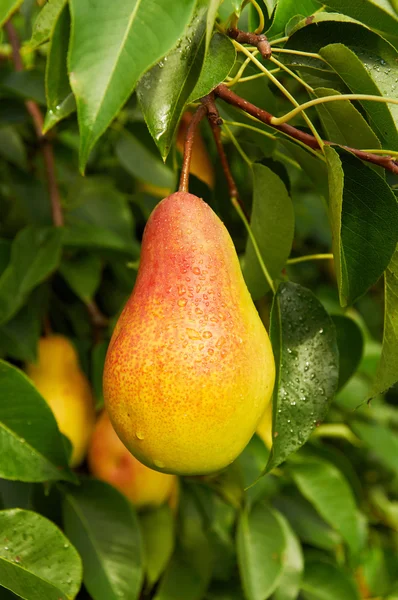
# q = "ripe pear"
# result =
<box><xmin>88</xmin><ymin>411</ymin><xmax>177</xmax><ymax>509</ymax></box>
<box><xmin>103</xmin><ymin>192</ymin><xmax>275</xmax><ymax>475</ymax></box>
<box><xmin>26</xmin><ymin>335</ymin><xmax>96</xmax><ymax>467</ymax></box>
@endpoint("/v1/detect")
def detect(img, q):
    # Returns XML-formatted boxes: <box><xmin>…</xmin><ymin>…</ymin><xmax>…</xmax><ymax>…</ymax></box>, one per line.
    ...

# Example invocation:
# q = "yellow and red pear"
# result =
<box><xmin>88</xmin><ymin>411</ymin><xmax>176</xmax><ymax>509</ymax></box>
<box><xmin>103</xmin><ymin>191</ymin><xmax>275</xmax><ymax>475</ymax></box>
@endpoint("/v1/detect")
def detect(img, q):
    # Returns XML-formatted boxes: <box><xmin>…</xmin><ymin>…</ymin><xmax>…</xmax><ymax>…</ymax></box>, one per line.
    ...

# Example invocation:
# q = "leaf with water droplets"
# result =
<box><xmin>265</xmin><ymin>282</ymin><xmax>339</xmax><ymax>473</ymax></box>
<box><xmin>0</xmin><ymin>508</ymin><xmax>82</xmax><ymax>600</ymax></box>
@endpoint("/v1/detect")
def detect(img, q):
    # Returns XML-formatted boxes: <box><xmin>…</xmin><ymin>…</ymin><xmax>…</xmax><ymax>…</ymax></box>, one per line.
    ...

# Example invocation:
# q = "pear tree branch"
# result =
<box><xmin>5</xmin><ymin>21</ymin><xmax>64</xmax><ymax>227</ymax></box>
<box><xmin>227</xmin><ymin>27</ymin><xmax>271</xmax><ymax>59</ymax></box>
<box><xmin>214</xmin><ymin>84</ymin><xmax>398</xmax><ymax>175</ymax></box>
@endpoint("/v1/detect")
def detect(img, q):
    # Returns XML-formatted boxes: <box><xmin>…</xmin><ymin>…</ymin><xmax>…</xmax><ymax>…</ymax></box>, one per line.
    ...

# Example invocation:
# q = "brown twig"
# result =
<box><xmin>5</xmin><ymin>21</ymin><xmax>64</xmax><ymax>226</ymax></box>
<box><xmin>227</xmin><ymin>27</ymin><xmax>271</xmax><ymax>59</ymax></box>
<box><xmin>201</xmin><ymin>94</ymin><xmax>250</xmax><ymax>219</ymax></box>
<box><xmin>85</xmin><ymin>300</ymin><xmax>109</xmax><ymax>344</ymax></box>
<box><xmin>214</xmin><ymin>84</ymin><xmax>398</xmax><ymax>175</ymax></box>
<box><xmin>179</xmin><ymin>104</ymin><xmax>208</xmax><ymax>192</ymax></box>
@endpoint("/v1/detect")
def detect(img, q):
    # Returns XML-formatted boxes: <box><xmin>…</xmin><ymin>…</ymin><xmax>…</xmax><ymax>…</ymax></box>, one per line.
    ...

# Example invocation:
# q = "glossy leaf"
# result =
<box><xmin>266</xmin><ymin>0</ymin><xmax>320</xmax><ymax>38</ymax></box>
<box><xmin>137</xmin><ymin>0</ymin><xmax>208</xmax><ymax>160</ymax></box>
<box><xmin>325</xmin><ymin>147</ymin><xmax>398</xmax><ymax>306</ymax></box>
<box><xmin>370</xmin><ymin>246</ymin><xmax>398</xmax><ymax>395</ymax></box>
<box><xmin>301</xmin><ymin>561</ymin><xmax>361</xmax><ymax>600</ymax></box>
<box><xmin>29</xmin><ymin>0</ymin><xmax>67</xmax><ymax>48</ymax></box>
<box><xmin>287</xmin><ymin>14</ymin><xmax>398</xmax><ymax>149</ymax></box>
<box><xmin>115</xmin><ymin>131</ymin><xmax>175</xmax><ymax>190</ymax></box>
<box><xmin>0</xmin><ymin>0</ymin><xmax>23</xmax><ymax>27</ymax></box>
<box><xmin>265</xmin><ymin>282</ymin><xmax>339</xmax><ymax>472</ymax></box>
<box><xmin>60</xmin><ymin>254</ymin><xmax>102</xmax><ymax>302</ymax></box>
<box><xmin>242</xmin><ymin>163</ymin><xmax>294</xmax><ymax>300</ymax></box>
<box><xmin>352</xmin><ymin>421</ymin><xmax>398</xmax><ymax>477</ymax></box>
<box><xmin>321</xmin><ymin>0</ymin><xmax>398</xmax><ymax>42</ymax></box>
<box><xmin>44</xmin><ymin>4</ymin><xmax>76</xmax><ymax>133</ymax></box>
<box><xmin>237</xmin><ymin>502</ymin><xmax>285</xmax><ymax>600</ymax></box>
<box><xmin>63</xmin><ymin>479</ymin><xmax>143</xmax><ymax>600</ymax></box>
<box><xmin>139</xmin><ymin>505</ymin><xmax>174</xmax><ymax>588</ymax></box>
<box><xmin>0</xmin><ymin>509</ymin><xmax>82</xmax><ymax>600</ymax></box>
<box><xmin>188</xmin><ymin>33</ymin><xmax>236</xmax><ymax>102</ymax></box>
<box><xmin>313</xmin><ymin>87</ymin><xmax>381</xmax><ymax>151</ymax></box>
<box><xmin>274</xmin><ymin>494</ymin><xmax>342</xmax><ymax>551</ymax></box>
<box><xmin>0</xmin><ymin>226</ymin><xmax>63</xmax><ymax>325</ymax></box>
<box><xmin>332</xmin><ymin>315</ymin><xmax>364</xmax><ymax>389</ymax></box>
<box><xmin>290</xmin><ymin>457</ymin><xmax>362</xmax><ymax>556</ymax></box>
<box><xmin>273</xmin><ymin>512</ymin><xmax>304</xmax><ymax>600</ymax></box>
<box><xmin>0</xmin><ymin>360</ymin><xmax>75</xmax><ymax>483</ymax></box>
<box><xmin>68</xmin><ymin>0</ymin><xmax>197</xmax><ymax>170</ymax></box>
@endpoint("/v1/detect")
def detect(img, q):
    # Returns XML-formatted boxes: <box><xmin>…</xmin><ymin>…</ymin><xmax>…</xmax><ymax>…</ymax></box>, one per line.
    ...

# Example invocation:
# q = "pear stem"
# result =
<box><xmin>214</xmin><ymin>84</ymin><xmax>398</xmax><ymax>175</ymax></box>
<box><xmin>178</xmin><ymin>104</ymin><xmax>208</xmax><ymax>193</ymax></box>
<box><xmin>5</xmin><ymin>21</ymin><xmax>64</xmax><ymax>227</ymax></box>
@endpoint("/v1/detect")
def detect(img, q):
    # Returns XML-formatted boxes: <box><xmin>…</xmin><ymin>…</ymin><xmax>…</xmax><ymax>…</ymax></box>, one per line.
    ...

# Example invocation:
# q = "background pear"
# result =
<box><xmin>88</xmin><ymin>410</ymin><xmax>177</xmax><ymax>509</ymax></box>
<box><xmin>103</xmin><ymin>191</ymin><xmax>275</xmax><ymax>475</ymax></box>
<box><xmin>26</xmin><ymin>335</ymin><xmax>96</xmax><ymax>467</ymax></box>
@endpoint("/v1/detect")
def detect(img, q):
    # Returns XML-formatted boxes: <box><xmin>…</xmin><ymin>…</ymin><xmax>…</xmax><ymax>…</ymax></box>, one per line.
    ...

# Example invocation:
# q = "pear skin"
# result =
<box><xmin>88</xmin><ymin>411</ymin><xmax>177</xmax><ymax>509</ymax></box>
<box><xmin>26</xmin><ymin>335</ymin><xmax>96</xmax><ymax>467</ymax></box>
<box><xmin>103</xmin><ymin>192</ymin><xmax>275</xmax><ymax>475</ymax></box>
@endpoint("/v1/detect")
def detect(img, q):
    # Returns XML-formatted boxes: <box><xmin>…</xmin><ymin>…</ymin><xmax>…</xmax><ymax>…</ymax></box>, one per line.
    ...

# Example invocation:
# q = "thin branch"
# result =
<box><xmin>214</xmin><ymin>84</ymin><xmax>398</xmax><ymax>175</ymax></box>
<box><xmin>201</xmin><ymin>94</ymin><xmax>250</xmax><ymax>219</ymax></box>
<box><xmin>227</xmin><ymin>27</ymin><xmax>271</xmax><ymax>59</ymax></box>
<box><xmin>5</xmin><ymin>21</ymin><xmax>64</xmax><ymax>226</ymax></box>
<box><xmin>287</xmin><ymin>253</ymin><xmax>333</xmax><ymax>265</ymax></box>
<box><xmin>178</xmin><ymin>104</ymin><xmax>207</xmax><ymax>193</ymax></box>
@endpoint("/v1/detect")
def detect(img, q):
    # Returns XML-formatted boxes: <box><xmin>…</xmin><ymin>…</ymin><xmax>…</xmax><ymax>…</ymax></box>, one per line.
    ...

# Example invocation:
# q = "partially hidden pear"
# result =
<box><xmin>103</xmin><ymin>192</ymin><xmax>275</xmax><ymax>475</ymax></box>
<box><xmin>26</xmin><ymin>335</ymin><xmax>96</xmax><ymax>467</ymax></box>
<box><xmin>88</xmin><ymin>410</ymin><xmax>177</xmax><ymax>509</ymax></box>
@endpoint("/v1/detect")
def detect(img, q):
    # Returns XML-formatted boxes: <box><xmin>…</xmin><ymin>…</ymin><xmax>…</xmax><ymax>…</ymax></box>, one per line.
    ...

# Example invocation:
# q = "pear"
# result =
<box><xmin>103</xmin><ymin>192</ymin><xmax>275</xmax><ymax>475</ymax></box>
<box><xmin>26</xmin><ymin>335</ymin><xmax>96</xmax><ymax>467</ymax></box>
<box><xmin>88</xmin><ymin>410</ymin><xmax>177</xmax><ymax>509</ymax></box>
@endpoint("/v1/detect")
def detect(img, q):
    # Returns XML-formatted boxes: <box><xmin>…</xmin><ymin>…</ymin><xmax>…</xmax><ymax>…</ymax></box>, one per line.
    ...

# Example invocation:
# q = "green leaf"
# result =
<box><xmin>237</xmin><ymin>502</ymin><xmax>285</xmax><ymax>600</ymax></box>
<box><xmin>0</xmin><ymin>0</ymin><xmax>23</xmax><ymax>27</ymax></box>
<box><xmin>301</xmin><ymin>561</ymin><xmax>361</xmax><ymax>600</ymax></box>
<box><xmin>0</xmin><ymin>360</ymin><xmax>75</xmax><ymax>483</ymax></box>
<box><xmin>266</xmin><ymin>0</ymin><xmax>320</xmax><ymax>38</ymax></box>
<box><xmin>321</xmin><ymin>0</ymin><xmax>398</xmax><ymax>42</ymax></box>
<box><xmin>115</xmin><ymin>131</ymin><xmax>175</xmax><ymax>190</ymax></box>
<box><xmin>60</xmin><ymin>254</ymin><xmax>102</xmax><ymax>302</ymax></box>
<box><xmin>0</xmin><ymin>226</ymin><xmax>63</xmax><ymax>325</ymax></box>
<box><xmin>91</xmin><ymin>341</ymin><xmax>108</xmax><ymax>410</ymax></box>
<box><xmin>274</xmin><ymin>495</ymin><xmax>342</xmax><ymax>551</ymax></box>
<box><xmin>286</xmin><ymin>15</ymin><xmax>398</xmax><ymax>148</ymax></box>
<box><xmin>62</xmin><ymin>479</ymin><xmax>144</xmax><ymax>600</ymax></box>
<box><xmin>188</xmin><ymin>33</ymin><xmax>236</xmax><ymax>102</ymax></box>
<box><xmin>154</xmin><ymin>547</ymin><xmax>209</xmax><ymax>600</ymax></box>
<box><xmin>44</xmin><ymin>3</ymin><xmax>76</xmax><ymax>133</ymax></box>
<box><xmin>137</xmin><ymin>0</ymin><xmax>208</xmax><ymax>159</ymax></box>
<box><xmin>0</xmin><ymin>126</ymin><xmax>27</xmax><ymax>169</ymax></box>
<box><xmin>332</xmin><ymin>315</ymin><xmax>364</xmax><ymax>389</ymax></box>
<box><xmin>313</xmin><ymin>87</ymin><xmax>382</xmax><ymax>152</ymax></box>
<box><xmin>325</xmin><ymin>147</ymin><xmax>398</xmax><ymax>306</ymax></box>
<box><xmin>242</xmin><ymin>163</ymin><xmax>294</xmax><ymax>300</ymax></box>
<box><xmin>68</xmin><ymin>0</ymin><xmax>197</xmax><ymax>170</ymax></box>
<box><xmin>139</xmin><ymin>505</ymin><xmax>175</xmax><ymax>588</ymax></box>
<box><xmin>352</xmin><ymin>421</ymin><xmax>398</xmax><ymax>477</ymax></box>
<box><xmin>370</xmin><ymin>246</ymin><xmax>398</xmax><ymax>395</ymax></box>
<box><xmin>29</xmin><ymin>0</ymin><xmax>67</xmax><ymax>48</ymax></box>
<box><xmin>266</xmin><ymin>282</ymin><xmax>339</xmax><ymax>472</ymax></box>
<box><xmin>290</xmin><ymin>457</ymin><xmax>362</xmax><ymax>556</ymax></box>
<box><xmin>273</xmin><ymin>512</ymin><xmax>304</xmax><ymax>600</ymax></box>
<box><xmin>1</xmin><ymin>71</ymin><xmax>46</xmax><ymax>105</ymax></box>
<box><xmin>0</xmin><ymin>285</ymin><xmax>48</xmax><ymax>363</ymax></box>
<box><xmin>0</xmin><ymin>509</ymin><xmax>82</xmax><ymax>600</ymax></box>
